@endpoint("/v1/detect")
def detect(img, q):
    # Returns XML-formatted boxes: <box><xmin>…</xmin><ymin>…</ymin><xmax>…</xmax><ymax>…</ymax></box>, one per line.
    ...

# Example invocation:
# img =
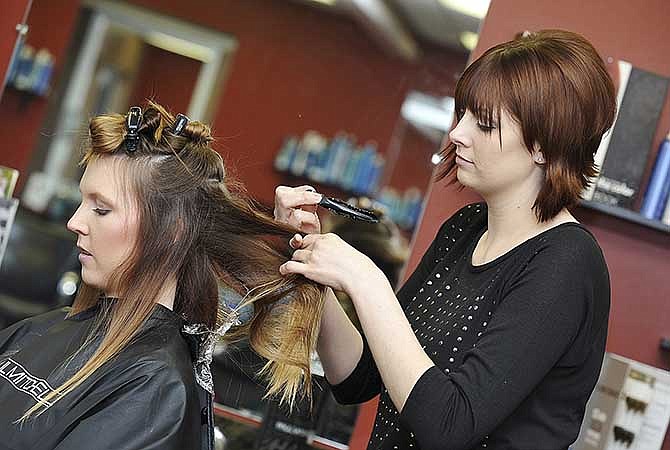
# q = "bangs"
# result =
<box><xmin>455</xmin><ymin>53</ymin><xmax>514</xmax><ymax>131</ymax></box>
<box><xmin>438</xmin><ymin>29</ymin><xmax>617</xmax><ymax>221</ymax></box>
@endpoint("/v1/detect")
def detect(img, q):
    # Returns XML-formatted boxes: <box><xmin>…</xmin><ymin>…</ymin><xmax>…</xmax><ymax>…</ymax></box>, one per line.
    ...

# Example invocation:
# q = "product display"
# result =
<box><xmin>590</xmin><ymin>62</ymin><xmax>669</xmax><ymax>209</ymax></box>
<box><xmin>0</xmin><ymin>197</ymin><xmax>19</xmax><ymax>269</ymax></box>
<box><xmin>274</xmin><ymin>131</ymin><xmax>425</xmax><ymax>229</ymax></box>
<box><xmin>640</xmin><ymin>132</ymin><xmax>670</xmax><ymax>221</ymax></box>
<box><xmin>0</xmin><ymin>167</ymin><xmax>19</xmax><ymax>200</ymax></box>
<box><xmin>572</xmin><ymin>353</ymin><xmax>670</xmax><ymax>450</ymax></box>
<box><xmin>275</xmin><ymin>131</ymin><xmax>385</xmax><ymax>196</ymax></box>
<box><xmin>5</xmin><ymin>44</ymin><xmax>54</xmax><ymax>96</ymax></box>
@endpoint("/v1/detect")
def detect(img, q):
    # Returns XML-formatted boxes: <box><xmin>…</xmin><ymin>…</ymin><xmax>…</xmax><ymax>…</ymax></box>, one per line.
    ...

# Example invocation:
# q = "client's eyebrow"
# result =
<box><xmin>80</xmin><ymin>187</ymin><xmax>115</xmax><ymax>207</ymax></box>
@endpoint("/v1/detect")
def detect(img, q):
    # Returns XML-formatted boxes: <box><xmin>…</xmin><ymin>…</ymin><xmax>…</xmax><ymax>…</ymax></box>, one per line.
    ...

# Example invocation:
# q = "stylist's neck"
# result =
<box><xmin>482</xmin><ymin>177</ymin><xmax>544</xmax><ymax>241</ymax></box>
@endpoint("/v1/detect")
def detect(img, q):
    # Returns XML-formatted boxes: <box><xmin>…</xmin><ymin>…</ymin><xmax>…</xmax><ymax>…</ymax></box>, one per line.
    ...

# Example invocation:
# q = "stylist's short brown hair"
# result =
<box><xmin>436</xmin><ymin>29</ymin><xmax>617</xmax><ymax>221</ymax></box>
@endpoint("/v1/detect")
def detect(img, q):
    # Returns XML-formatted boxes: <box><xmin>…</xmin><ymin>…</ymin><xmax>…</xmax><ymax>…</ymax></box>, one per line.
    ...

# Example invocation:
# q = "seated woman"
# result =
<box><xmin>0</xmin><ymin>101</ymin><xmax>325</xmax><ymax>450</ymax></box>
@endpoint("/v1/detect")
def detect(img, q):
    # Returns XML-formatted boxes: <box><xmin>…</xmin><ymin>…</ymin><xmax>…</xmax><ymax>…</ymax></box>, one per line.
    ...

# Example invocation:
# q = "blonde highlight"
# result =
<box><xmin>21</xmin><ymin>100</ymin><xmax>326</xmax><ymax>421</ymax></box>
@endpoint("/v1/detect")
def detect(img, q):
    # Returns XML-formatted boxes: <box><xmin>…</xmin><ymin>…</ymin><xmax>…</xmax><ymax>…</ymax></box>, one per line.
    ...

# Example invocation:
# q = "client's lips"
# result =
<box><xmin>78</xmin><ymin>245</ymin><xmax>93</xmax><ymax>256</ymax></box>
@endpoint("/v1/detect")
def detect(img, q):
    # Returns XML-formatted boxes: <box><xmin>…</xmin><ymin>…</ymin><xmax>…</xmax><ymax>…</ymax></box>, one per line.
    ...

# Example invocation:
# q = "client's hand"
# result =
<box><xmin>274</xmin><ymin>185</ymin><xmax>323</xmax><ymax>234</ymax></box>
<box><xmin>280</xmin><ymin>233</ymin><xmax>383</xmax><ymax>295</ymax></box>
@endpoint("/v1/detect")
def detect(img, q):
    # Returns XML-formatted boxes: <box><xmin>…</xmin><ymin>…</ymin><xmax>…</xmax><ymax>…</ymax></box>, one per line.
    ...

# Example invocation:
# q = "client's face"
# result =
<box><xmin>67</xmin><ymin>156</ymin><xmax>139</xmax><ymax>294</ymax></box>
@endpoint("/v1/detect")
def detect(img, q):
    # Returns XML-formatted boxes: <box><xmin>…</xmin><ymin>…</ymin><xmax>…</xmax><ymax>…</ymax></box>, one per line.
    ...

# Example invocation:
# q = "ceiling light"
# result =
<box><xmin>459</xmin><ymin>31</ymin><xmax>479</xmax><ymax>51</ymax></box>
<box><xmin>401</xmin><ymin>91</ymin><xmax>455</xmax><ymax>132</ymax></box>
<box><xmin>310</xmin><ymin>0</ymin><xmax>337</xmax><ymax>5</ymax></box>
<box><xmin>438</xmin><ymin>0</ymin><xmax>491</xmax><ymax>19</ymax></box>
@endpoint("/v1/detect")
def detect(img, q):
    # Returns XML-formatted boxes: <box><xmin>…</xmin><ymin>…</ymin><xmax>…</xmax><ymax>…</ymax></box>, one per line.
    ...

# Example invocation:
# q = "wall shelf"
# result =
<box><xmin>579</xmin><ymin>200</ymin><xmax>670</xmax><ymax>234</ymax></box>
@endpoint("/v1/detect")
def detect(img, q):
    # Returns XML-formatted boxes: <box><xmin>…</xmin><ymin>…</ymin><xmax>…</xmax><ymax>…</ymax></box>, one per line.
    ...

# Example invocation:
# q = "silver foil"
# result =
<box><xmin>182</xmin><ymin>314</ymin><xmax>240</xmax><ymax>394</ymax></box>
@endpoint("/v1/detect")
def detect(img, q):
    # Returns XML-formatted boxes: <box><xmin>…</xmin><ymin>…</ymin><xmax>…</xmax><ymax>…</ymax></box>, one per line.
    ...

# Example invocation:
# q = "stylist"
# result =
<box><xmin>275</xmin><ymin>29</ymin><xmax>613</xmax><ymax>450</ymax></box>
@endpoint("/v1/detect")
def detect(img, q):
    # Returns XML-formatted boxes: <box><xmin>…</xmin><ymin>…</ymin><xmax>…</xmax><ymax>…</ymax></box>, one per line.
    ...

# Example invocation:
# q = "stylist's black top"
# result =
<box><xmin>0</xmin><ymin>300</ymin><xmax>213</xmax><ymax>450</ymax></box>
<box><xmin>331</xmin><ymin>203</ymin><xmax>610</xmax><ymax>450</ymax></box>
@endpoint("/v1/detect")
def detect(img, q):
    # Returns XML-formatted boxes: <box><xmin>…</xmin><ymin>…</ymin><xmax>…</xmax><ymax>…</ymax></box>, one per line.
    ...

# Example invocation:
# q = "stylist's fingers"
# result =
<box><xmin>274</xmin><ymin>186</ymin><xmax>322</xmax><ymax>211</ymax></box>
<box><xmin>295</xmin><ymin>185</ymin><xmax>316</xmax><ymax>192</ymax></box>
<box><xmin>294</xmin><ymin>186</ymin><xmax>319</xmax><ymax>214</ymax></box>
<box><xmin>289</xmin><ymin>234</ymin><xmax>303</xmax><ymax>249</ymax></box>
<box><xmin>290</xmin><ymin>209</ymin><xmax>320</xmax><ymax>231</ymax></box>
<box><xmin>291</xmin><ymin>249</ymin><xmax>311</xmax><ymax>263</ymax></box>
<box><xmin>289</xmin><ymin>233</ymin><xmax>320</xmax><ymax>250</ymax></box>
<box><xmin>279</xmin><ymin>260</ymin><xmax>307</xmax><ymax>276</ymax></box>
<box><xmin>299</xmin><ymin>233</ymin><xmax>323</xmax><ymax>248</ymax></box>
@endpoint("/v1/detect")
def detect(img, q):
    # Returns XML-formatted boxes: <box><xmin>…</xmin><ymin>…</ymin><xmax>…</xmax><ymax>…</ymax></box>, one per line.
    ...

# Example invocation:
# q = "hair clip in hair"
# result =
<box><xmin>125</xmin><ymin>106</ymin><xmax>142</xmax><ymax>153</ymax></box>
<box><xmin>172</xmin><ymin>113</ymin><xmax>189</xmax><ymax>136</ymax></box>
<box><xmin>318</xmin><ymin>195</ymin><xmax>379</xmax><ymax>223</ymax></box>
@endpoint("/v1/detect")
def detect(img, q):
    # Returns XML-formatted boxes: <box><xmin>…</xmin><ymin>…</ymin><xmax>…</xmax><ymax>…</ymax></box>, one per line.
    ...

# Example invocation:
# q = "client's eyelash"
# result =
<box><xmin>93</xmin><ymin>208</ymin><xmax>110</xmax><ymax>216</ymax></box>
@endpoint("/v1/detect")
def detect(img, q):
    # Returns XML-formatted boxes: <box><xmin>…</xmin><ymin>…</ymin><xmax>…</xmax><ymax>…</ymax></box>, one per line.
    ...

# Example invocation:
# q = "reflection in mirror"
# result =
<box><xmin>375</xmin><ymin>91</ymin><xmax>454</xmax><ymax>230</ymax></box>
<box><xmin>21</xmin><ymin>0</ymin><xmax>236</xmax><ymax>214</ymax></box>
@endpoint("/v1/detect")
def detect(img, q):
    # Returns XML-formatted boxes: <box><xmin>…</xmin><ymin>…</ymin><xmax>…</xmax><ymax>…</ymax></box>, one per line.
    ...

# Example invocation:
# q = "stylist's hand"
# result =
<box><xmin>280</xmin><ymin>233</ymin><xmax>383</xmax><ymax>294</ymax></box>
<box><xmin>274</xmin><ymin>185</ymin><xmax>323</xmax><ymax>234</ymax></box>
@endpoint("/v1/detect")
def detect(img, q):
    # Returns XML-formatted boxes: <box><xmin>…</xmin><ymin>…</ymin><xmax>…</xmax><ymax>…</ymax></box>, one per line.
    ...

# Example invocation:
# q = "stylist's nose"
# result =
<box><xmin>448</xmin><ymin>120</ymin><xmax>470</xmax><ymax>149</ymax></box>
<box><xmin>67</xmin><ymin>204</ymin><xmax>88</xmax><ymax>236</ymax></box>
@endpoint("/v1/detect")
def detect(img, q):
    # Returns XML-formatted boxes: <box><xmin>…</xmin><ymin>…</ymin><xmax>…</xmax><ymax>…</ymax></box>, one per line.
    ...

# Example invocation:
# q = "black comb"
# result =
<box><xmin>318</xmin><ymin>196</ymin><xmax>379</xmax><ymax>223</ymax></box>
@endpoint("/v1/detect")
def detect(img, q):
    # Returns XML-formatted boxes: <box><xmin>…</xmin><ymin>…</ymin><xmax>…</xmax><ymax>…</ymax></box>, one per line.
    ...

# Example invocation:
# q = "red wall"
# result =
<box><xmin>0</xmin><ymin>0</ymin><xmax>31</xmax><ymax>96</ymax></box>
<box><xmin>392</xmin><ymin>1</ymin><xmax>670</xmax><ymax>448</ymax></box>
<box><xmin>125</xmin><ymin>0</ymin><xmax>464</xmax><ymax>203</ymax></box>
<box><xmin>127</xmin><ymin>44</ymin><xmax>201</xmax><ymax>115</ymax></box>
<box><xmin>0</xmin><ymin>0</ymin><xmax>465</xmax><ymax>204</ymax></box>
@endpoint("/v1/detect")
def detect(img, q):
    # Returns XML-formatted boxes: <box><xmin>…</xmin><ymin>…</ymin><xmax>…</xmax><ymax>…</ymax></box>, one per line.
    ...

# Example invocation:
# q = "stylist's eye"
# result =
<box><xmin>477</xmin><ymin>123</ymin><xmax>496</xmax><ymax>133</ymax></box>
<box><xmin>93</xmin><ymin>208</ymin><xmax>110</xmax><ymax>216</ymax></box>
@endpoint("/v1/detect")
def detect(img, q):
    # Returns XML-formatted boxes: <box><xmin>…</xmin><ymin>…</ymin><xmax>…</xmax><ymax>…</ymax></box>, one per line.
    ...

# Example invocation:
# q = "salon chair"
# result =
<box><xmin>0</xmin><ymin>207</ymin><xmax>79</xmax><ymax>329</ymax></box>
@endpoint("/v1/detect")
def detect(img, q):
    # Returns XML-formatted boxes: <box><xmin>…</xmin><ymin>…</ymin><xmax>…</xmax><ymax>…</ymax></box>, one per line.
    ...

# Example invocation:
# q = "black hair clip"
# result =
<box><xmin>125</xmin><ymin>106</ymin><xmax>142</xmax><ymax>153</ymax></box>
<box><xmin>318</xmin><ymin>196</ymin><xmax>379</xmax><ymax>223</ymax></box>
<box><xmin>172</xmin><ymin>113</ymin><xmax>189</xmax><ymax>136</ymax></box>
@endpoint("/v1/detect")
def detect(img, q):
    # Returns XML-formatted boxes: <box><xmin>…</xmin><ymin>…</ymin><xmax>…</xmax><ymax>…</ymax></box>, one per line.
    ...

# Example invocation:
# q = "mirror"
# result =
<box><xmin>21</xmin><ymin>0</ymin><xmax>237</xmax><ymax>213</ymax></box>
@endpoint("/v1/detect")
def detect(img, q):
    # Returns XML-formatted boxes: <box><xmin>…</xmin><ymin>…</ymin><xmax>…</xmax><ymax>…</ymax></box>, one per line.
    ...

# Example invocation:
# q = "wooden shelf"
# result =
<box><xmin>212</xmin><ymin>402</ymin><xmax>262</xmax><ymax>428</ymax></box>
<box><xmin>307</xmin><ymin>435</ymin><xmax>349</xmax><ymax>450</ymax></box>
<box><xmin>579</xmin><ymin>200</ymin><xmax>670</xmax><ymax>234</ymax></box>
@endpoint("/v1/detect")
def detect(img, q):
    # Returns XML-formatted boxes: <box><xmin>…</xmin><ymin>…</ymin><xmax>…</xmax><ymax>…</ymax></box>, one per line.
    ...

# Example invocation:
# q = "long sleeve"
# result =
<box><xmin>329</xmin><ymin>217</ymin><xmax>454</xmax><ymax>405</ymax></box>
<box><xmin>398</xmin><ymin>230</ymin><xmax>609</xmax><ymax>450</ymax></box>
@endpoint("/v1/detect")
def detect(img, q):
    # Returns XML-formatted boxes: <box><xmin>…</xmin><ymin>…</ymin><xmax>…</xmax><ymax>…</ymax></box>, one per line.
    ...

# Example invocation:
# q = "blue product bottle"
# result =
<box><xmin>274</xmin><ymin>136</ymin><xmax>298</xmax><ymax>172</ymax></box>
<box><xmin>366</xmin><ymin>155</ymin><xmax>385</xmax><ymax>195</ymax></box>
<box><xmin>640</xmin><ymin>132</ymin><xmax>670</xmax><ymax>220</ymax></box>
<box><xmin>328</xmin><ymin>135</ymin><xmax>353</xmax><ymax>185</ymax></box>
<box><xmin>353</xmin><ymin>144</ymin><xmax>376</xmax><ymax>195</ymax></box>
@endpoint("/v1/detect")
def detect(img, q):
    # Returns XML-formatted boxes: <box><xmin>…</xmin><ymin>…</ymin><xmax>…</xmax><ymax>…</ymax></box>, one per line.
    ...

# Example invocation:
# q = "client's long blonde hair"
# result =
<box><xmin>21</xmin><ymin>101</ymin><xmax>325</xmax><ymax>420</ymax></box>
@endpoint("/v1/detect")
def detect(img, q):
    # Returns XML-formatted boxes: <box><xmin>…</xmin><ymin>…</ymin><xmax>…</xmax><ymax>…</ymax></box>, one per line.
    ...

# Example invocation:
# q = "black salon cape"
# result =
<box><xmin>0</xmin><ymin>302</ymin><xmax>214</xmax><ymax>450</ymax></box>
